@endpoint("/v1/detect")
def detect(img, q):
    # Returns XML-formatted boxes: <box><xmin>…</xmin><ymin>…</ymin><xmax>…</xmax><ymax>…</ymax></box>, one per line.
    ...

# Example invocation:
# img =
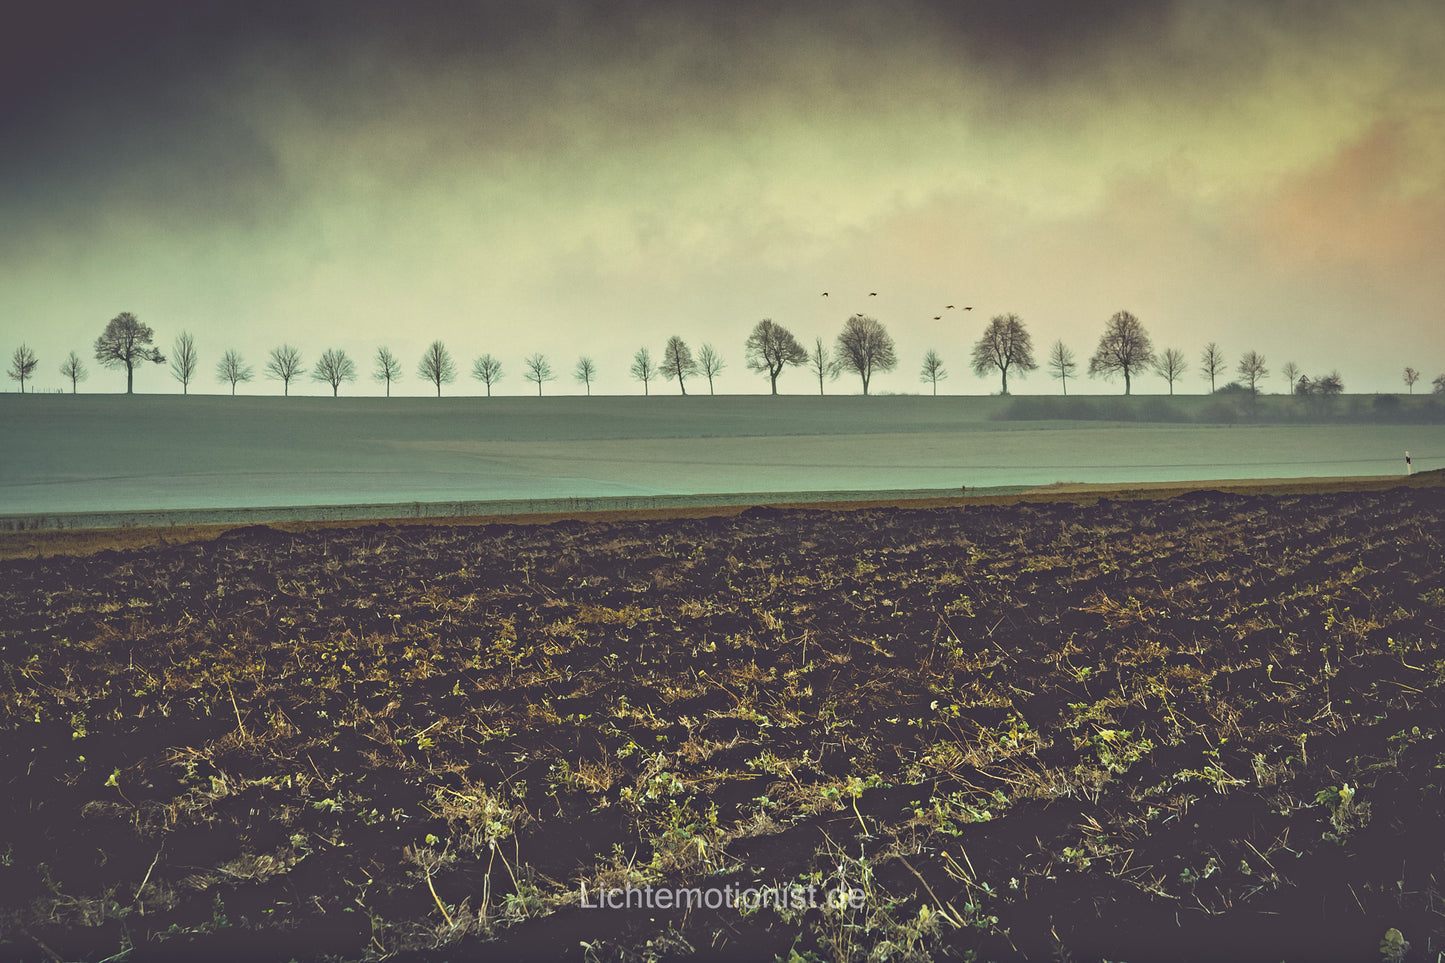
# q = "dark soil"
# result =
<box><xmin>2</xmin><ymin>483</ymin><xmax>1443</xmax><ymax>962</ymax></box>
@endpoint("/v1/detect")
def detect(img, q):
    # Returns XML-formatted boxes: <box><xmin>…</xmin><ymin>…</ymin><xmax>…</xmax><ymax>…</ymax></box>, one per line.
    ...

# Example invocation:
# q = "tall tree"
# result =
<box><xmin>8</xmin><ymin>344</ymin><xmax>38</xmax><ymax>393</ymax></box>
<box><xmin>834</xmin><ymin>314</ymin><xmax>897</xmax><ymax>395</ymax></box>
<box><xmin>744</xmin><ymin>319</ymin><xmax>807</xmax><ymax>395</ymax></box>
<box><xmin>169</xmin><ymin>331</ymin><xmax>198</xmax><ymax>395</ymax></box>
<box><xmin>313</xmin><ymin>348</ymin><xmax>357</xmax><ymax>397</ymax></box>
<box><xmin>1281</xmin><ymin>361</ymin><xmax>1301</xmax><ymax>395</ymax></box>
<box><xmin>697</xmin><ymin>343</ymin><xmax>724</xmax><ymax>395</ymax></box>
<box><xmin>472</xmin><ymin>354</ymin><xmax>503</xmax><ymax>396</ymax></box>
<box><xmin>524</xmin><ymin>353</ymin><xmax>555</xmax><ymax>396</ymax></box>
<box><xmin>1200</xmin><ymin>342</ymin><xmax>1225</xmax><ymax>393</ymax></box>
<box><xmin>216</xmin><ymin>350</ymin><xmax>252</xmax><ymax>395</ymax></box>
<box><xmin>809</xmin><ymin>336</ymin><xmax>836</xmax><ymax>395</ymax></box>
<box><xmin>373</xmin><ymin>347</ymin><xmax>403</xmax><ymax>396</ymax></box>
<box><xmin>1048</xmin><ymin>340</ymin><xmax>1076</xmax><ymax>395</ymax></box>
<box><xmin>630</xmin><ymin>347</ymin><xmax>654</xmax><ymax>395</ymax></box>
<box><xmin>661</xmin><ymin>336</ymin><xmax>696</xmax><ymax>395</ymax></box>
<box><xmin>94</xmin><ymin>311</ymin><xmax>165</xmax><ymax>394</ymax></box>
<box><xmin>1087</xmin><ymin>310</ymin><xmax>1154</xmax><ymax>395</ymax></box>
<box><xmin>418</xmin><ymin>341</ymin><xmax>457</xmax><ymax>396</ymax></box>
<box><xmin>60</xmin><ymin>350</ymin><xmax>88</xmax><ymax>393</ymax></box>
<box><xmin>970</xmin><ymin>313</ymin><xmax>1037</xmax><ymax>395</ymax></box>
<box><xmin>266</xmin><ymin>345</ymin><xmax>305</xmax><ymax>396</ymax></box>
<box><xmin>919</xmin><ymin>349</ymin><xmax>947</xmax><ymax>396</ymax></box>
<box><xmin>1153</xmin><ymin>347</ymin><xmax>1186</xmax><ymax>395</ymax></box>
<box><xmin>1238</xmin><ymin>351</ymin><xmax>1268</xmax><ymax>395</ymax></box>
<box><xmin>574</xmin><ymin>356</ymin><xmax>597</xmax><ymax>396</ymax></box>
<box><xmin>1403</xmin><ymin>366</ymin><xmax>1420</xmax><ymax>394</ymax></box>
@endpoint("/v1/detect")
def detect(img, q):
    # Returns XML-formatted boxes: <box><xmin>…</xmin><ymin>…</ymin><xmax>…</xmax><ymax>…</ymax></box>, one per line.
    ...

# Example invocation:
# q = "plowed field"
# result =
<box><xmin>2</xmin><ymin>481</ymin><xmax>1443</xmax><ymax>962</ymax></box>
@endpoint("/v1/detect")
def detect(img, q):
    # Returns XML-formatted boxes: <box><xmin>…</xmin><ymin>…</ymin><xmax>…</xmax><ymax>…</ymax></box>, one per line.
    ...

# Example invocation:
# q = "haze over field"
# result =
<box><xmin>3</xmin><ymin>1</ymin><xmax>1444</xmax><ymax>397</ymax></box>
<box><xmin>1</xmin><ymin>396</ymin><xmax>1439</xmax><ymax>515</ymax></box>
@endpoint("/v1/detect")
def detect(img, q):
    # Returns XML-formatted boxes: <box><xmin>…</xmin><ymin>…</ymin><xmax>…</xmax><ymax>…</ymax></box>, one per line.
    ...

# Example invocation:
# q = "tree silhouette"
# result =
<box><xmin>169</xmin><ymin>332</ymin><xmax>198</xmax><ymax>395</ymax></box>
<box><xmin>94</xmin><ymin>312</ymin><xmax>165</xmax><ymax>393</ymax></box>
<box><xmin>1404</xmin><ymin>366</ymin><xmax>1420</xmax><ymax>394</ymax></box>
<box><xmin>60</xmin><ymin>350</ymin><xmax>88</xmax><ymax>393</ymax></box>
<box><xmin>418</xmin><ymin>341</ymin><xmax>457</xmax><ymax>396</ymax></box>
<box><xmin>661</xmin><ymin>336</ymin><xmax>696</xmax><ymax>395</ymax></box>
<box><xmin>1087</xmin><ymin>311</ymin><xmax>1154</xmax><ymax>395</ymax></box>
<box><xmin>373</xmin><ymin>347</ymin><xmax>402</xmax><ymax>396</ymax></box>
<box><xmin>8</xmin><ymin>344</ymin><xmax>38</xmax><ymax>393</ymax></box>
<box><xmin>631</xmin><ymin>347</ymin><xmax>654</xmax><ymax>396</ymax></box>
<box><xmin>1238</xmin><ymin>351</ymin><xmax>1268</xmax><ymax>395</ymax></box>
<box><xmin>472</xmin><ymin>354</ymin><xmax>503</xmax><ymax>396</ymax></box>
<box><xmin>216</xmin><ymin>350</ymin><xmax>252</xmax><ymax>395</ymax></box>
<box><xmin>834</xmin><ymin>315</ymin><xmax>896</xmax><ymax>395</ymax></box>
<box><xmin>524</xmin><ymin>353</ymin><xmax>555</xmax><ymax>396</ymax></box>
<box><xmin>1153</xmin><ymin>347</ymin><xmax>1186</xmax><ymax>395</ymax></box>
<box><xmin>574</xmin><ymin>356</ymin><xmax>597</xmax><ymax>396</ymax></box>
<box><xmin>745</xmin><ymin>319</ymin><xmax>807</xmax><ymax>395</ymax></box>
<box><xmin>1281</xmin><ymin>361</ymin><xmax>1301</xmax><ymax>395</ymax></box>
<box><xmin>1048</xmin><ymin>340</ymin><xmax>1076</xmax><ymax>395</ymax></box>
<box><xmin>809</xmin><ymin>336</ymin><xmax>836</xmax><ymax>396</ymax></box>
<box><xmin>970</xmin><ymin>313</ymin><xmax>1037</xmax><ymax>395</ymax></box>
<box><xmin>919</xmin><ymin>349</ymin><xmax>947</xmax><ymax>396</ymax></box>
<box><xmin>1200</xmin><ymin>342</ymin><xmax>1225</xmax><ymax>394</ymax></box>
<box><xmin>697</xmin><ymin>344</ymin><xmax>724</xmax><ymax>395</ymax></box>
<box><xmin>266</xmin><ymin>345</ymin><xmax>305</xmax><ymax>396</ymax></box>
<box><xmin>313</xmin><ymin>348</ymin><xmax>357</xmax><ymax>396</ymax></box>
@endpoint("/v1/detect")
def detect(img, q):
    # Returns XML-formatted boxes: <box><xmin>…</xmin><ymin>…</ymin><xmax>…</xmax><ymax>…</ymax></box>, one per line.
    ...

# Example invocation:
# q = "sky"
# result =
<box><xmin>2</xmin><ymin>0</ymin><xmax>1443</xmax><ymax>397</ymax></box>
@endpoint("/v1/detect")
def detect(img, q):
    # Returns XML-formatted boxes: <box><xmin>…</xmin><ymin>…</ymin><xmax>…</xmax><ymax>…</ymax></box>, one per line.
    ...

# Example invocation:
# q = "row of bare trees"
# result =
<box><xmin>9</xmin><ymin>310</ymin><xmax>1436</xmax><ymax>397</ymax></box>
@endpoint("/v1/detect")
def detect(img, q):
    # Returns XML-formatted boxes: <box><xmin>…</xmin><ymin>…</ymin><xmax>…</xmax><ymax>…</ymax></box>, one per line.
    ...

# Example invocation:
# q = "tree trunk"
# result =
<box><xmin>1124</xmin><ymin>368</ymin><xmax>1131</xmax><ymax>395</ymax></box>
<box><xmin>1001</xmin><ymin>367</ymin><xmax>1008</xmax><ymax>396</ymax></box>
<box><xmin>126</xmin><ymin>363</ymin><xmax>134</xmax><ymax>394</ymax></box>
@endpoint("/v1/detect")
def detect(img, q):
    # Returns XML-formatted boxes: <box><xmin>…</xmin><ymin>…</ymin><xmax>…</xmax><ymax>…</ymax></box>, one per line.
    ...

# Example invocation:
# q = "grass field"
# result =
<box><xmin>1</xmin><ymin>474</ymin><xmax>1443</xmax><ymax>961</ymax></box>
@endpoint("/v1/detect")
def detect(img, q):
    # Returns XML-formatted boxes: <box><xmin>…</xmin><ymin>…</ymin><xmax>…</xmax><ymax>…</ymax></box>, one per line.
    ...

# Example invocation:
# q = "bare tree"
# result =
<box><xmin>373</xmin><ymin>347</ymin><xmax>403</xmax><ymax>396</ymax></box>
<box><xmin>919</xmin><ymin>349</ymin><xmax>947</xmax><ymax>396</ymax></box>
<box><xmin>94</xmin><ymin>312</ymin><xmax>165</xmax><ymax>394</ymax></box>
<box><xmin>1434</xmin><ymin>374</ymin><xmax>1445</xmax><ymax>394</ymax></box>
<box><xmin>1048</xmin><ymin>340</ymin><xmax>1076</xmax><ymax>395</ymax></box>
<box><xmin>1281</xmin><ymin>361</ymin><xmax>1301</xmax><ymax>394</ymax></box>
<box><xmin>266</xmin><ymin>345</ymin><xmax>305</xmax><ymax>396</ymax></box>
<box><xmin>472</xmin><ymin>354</ymin><xmax>503</xmax><ymax>396</ymax></box>
<box><xmin>1238</xmin><ymin>351</ymin><xmax>1268</xmax><ymax>395</ymax></box>
<box><xmin>1404</xmin><ymin>366</ymin><xmax>1420</xmax><ymax>394</ymax></box>
<box><xmin>216</xmin><ymin>350</ymin><xmax>252</xmax><ymax>395</ymax></box>
<box><xmin>745</xmin><ymin>319</ymin><xmax>807</xmax><ymax>395</ymax></box>
<box><xmin>524</xmin><ymin>353</ymin><xmax>555</xmax><ymax>396</ymax></box>
<box><xmin>971</xmin><ymin>313</ymin><xmax>1037</xmax><ymax>395</ymax></box>
<box><xmin>1087</xmin><ymin>310</ymin><xmax>1154</xmax><ymax>395</ymax></box>
<box><xmin>169</xmin><ymin>331</ymin><xmax>198</xmax><ymax>395</ymax></box>
<box><xmin>660</xmin><ymin>336</ymin><xmax>697</xmax><ymax>395</ymax></box>
<box><xmin>1200</xmin><ymin>342</ymin><xmax>1225</xmax><ymax>394</ymax></box>
<box><xmin>418</xmin><ymin>341</ymin><xmax>457</xmax><ymax>396</ymax></box>
<box><xmin>60</xmin><ymin>350</ymin><xmax>88</xmax><ymax>393</ymax></box>
<box><xmin>630</xmin><ymin>347</ymin><xmax>654</xmax><ymax>396</ymax></box>
<box><xmin>809</xmin><ymin>336</ymin><xmax>836</xmax><ymax>395</ymax></box>
<box><xmin>834</xmin><ymin>314</ymin><xmax>897</xmax><ymax>395</ymax></box>
<box><xmin>697</xmin><ymin>344</ymin><xmax>724</xmax><ymax>395</ymax></box>
<box><xmin>1153</xmin><ymin>347</ymin><xmax>1186</xmax><ymax>395</ymax></box>
<box><xmin>8</xmin><ymin>344</ymin><xmax>38</xmax><ymax>392</ymax></box>
<box><xmin>574</xmin><ymin>356</ymin><xmax>597</xmax><ymax>396</ymax></box>
<box><xmin>313</xmin><ymin>348</ymin><xmax>357</xmax><ymax>397</ymax></box>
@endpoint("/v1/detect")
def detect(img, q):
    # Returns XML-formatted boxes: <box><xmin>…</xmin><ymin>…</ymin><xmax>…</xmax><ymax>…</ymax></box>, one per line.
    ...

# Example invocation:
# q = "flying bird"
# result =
<box><xmin>869</xmin><ymin>292</ymin><xmax>878</xmax><ymax>296</ymax></box>
<box><xmin>933</xmin><ymin>316</ymin><xmax>942</xmax><ymax>320</ymax></box>
<box><xmin>946</xmin><ymin>305</ymin><xmax>955</xmax><ymax>309</ymax></box>
<box><xmin>964</xmin><ymin>306</ymin><xmax>973</xmax><ymax>311</ymax></box>
<box><xmin>821</xmin><ymin>292</ymin><xmax>829</xmax><ymax>296</ymax></box>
